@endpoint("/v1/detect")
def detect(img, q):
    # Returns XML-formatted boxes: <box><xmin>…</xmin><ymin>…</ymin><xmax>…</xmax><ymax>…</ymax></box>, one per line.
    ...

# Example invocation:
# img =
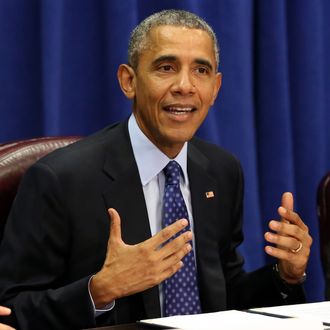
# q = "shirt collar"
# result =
<box><xmin>128</xmin><ymin>114</ymin><xmax>188</xmax><ymax>186</ymax></box>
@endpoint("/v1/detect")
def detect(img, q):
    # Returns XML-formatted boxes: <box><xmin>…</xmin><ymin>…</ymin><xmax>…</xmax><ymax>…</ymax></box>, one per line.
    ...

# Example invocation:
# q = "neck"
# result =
<box><xmin>158</xmin><ymin>144</ymin><xmax>183</xmax><ymax>159</ymax></box>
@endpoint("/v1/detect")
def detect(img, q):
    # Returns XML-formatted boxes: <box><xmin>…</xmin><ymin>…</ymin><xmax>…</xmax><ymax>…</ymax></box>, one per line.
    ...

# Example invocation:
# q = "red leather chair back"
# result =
<box><xmin>0</xmin><ymin>136</ymin><xmax>81</xmax><ymax>241</ymax></box>
<box><xmin>317</xmin><ymin>171</ymin><xmax>330</xmax><ymax>300</ymax></box>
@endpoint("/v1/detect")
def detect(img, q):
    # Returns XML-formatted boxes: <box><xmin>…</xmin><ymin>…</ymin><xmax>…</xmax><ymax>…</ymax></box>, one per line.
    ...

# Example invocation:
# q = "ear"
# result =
<box><xmin>210</xmin><ymin>72</ymin><xmax>222</xmax><ymax>106</ymax></box>
<box><xmin>117</xmin><ymin>64</ymin><xmax>136</xmax><ymax>100</ymax></box>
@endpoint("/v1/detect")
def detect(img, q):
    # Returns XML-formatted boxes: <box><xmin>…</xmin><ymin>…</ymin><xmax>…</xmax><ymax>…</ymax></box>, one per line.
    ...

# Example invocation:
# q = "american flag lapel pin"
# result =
<box><xmin>205</xmin><ymin>191</ymin><xmax>215</xmax><ymax>199</ymax></box>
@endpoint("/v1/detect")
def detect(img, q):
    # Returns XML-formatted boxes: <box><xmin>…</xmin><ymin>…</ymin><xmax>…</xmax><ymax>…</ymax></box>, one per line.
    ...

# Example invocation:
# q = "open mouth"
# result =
<box><xmin>163</xmin><ymin>105</ymin><xmax>197</xmax><ymax>115</ymax></box>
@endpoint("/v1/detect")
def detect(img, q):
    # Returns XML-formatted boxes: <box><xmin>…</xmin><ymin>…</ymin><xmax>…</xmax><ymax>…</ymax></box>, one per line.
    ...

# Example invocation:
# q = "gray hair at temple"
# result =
<box><xmin>128</xmin><ymin>9</ymin><xmax>220</xmax><ymax>71</ymax></box>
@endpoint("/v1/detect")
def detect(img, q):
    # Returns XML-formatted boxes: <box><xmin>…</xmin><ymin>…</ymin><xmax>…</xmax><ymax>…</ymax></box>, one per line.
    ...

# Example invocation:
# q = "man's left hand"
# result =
<box><xmin>264</xmin><ymin>192</ymin><xmax>313</xmax><ymax>284</ymax></box>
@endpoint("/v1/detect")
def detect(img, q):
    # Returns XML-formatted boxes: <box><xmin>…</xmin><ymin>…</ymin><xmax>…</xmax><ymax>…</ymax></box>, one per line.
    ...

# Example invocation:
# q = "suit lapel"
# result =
<box><xmin>188</xmin><ymin>141</ymin><xmax>226</xmax><ymax>312</ymax></box>
<box><xmin>102</xmin><ymin>121</ymin><xmax>161</xmax><ymax>319</ymax></box>
<box><xmin>188</xmin><ymin>140</ymin><xmax>219</xmax><ymax>250</ymax></box>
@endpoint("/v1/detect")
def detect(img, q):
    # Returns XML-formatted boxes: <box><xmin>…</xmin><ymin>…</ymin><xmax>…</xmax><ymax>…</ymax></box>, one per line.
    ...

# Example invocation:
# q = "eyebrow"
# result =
<box><xmin>152</xmin><ymin>55</ymin><xmax>214</xmax><ymax>72</ymax></box>
<box><xmin>152</xmin><ymin>55</ymin><xmax>177</xmax><ymax>67</ymax></box>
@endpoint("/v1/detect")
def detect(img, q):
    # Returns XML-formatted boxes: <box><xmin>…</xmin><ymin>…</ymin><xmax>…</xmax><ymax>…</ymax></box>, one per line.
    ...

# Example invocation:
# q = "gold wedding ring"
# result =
<box><xmin>291</xmin><ymin>241</ymin><xmax>303</xmax><ymax>253</ymax></box>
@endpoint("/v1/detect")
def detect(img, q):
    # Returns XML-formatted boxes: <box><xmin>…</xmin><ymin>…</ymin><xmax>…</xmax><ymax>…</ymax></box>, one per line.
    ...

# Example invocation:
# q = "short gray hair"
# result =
<box><xmin>128</xmin><ymin>9</ymin><xmax>220</xmax><ymax>70</ymax></box>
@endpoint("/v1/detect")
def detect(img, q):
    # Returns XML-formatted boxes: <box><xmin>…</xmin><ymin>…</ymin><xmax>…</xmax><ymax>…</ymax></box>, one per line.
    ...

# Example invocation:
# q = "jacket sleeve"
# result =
<box><xmin>0</xmin><ymin>163</ymin><xmax>97</xmax><ymax>329</ymax></box>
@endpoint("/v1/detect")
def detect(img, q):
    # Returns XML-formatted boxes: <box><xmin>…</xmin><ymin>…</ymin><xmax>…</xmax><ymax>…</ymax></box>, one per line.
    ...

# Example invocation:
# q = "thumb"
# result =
<box><xmin>108</xmin><ymin>208</ymin><xmax>123</xmax><ymax>244</ymax></box>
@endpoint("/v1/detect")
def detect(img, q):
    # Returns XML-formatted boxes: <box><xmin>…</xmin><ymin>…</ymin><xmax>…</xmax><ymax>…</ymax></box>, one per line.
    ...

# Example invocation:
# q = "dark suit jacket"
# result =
<box><xmin>0</xmin><ymin>120</ymin><xmax>304</xmax><ymax>329</ymax></box>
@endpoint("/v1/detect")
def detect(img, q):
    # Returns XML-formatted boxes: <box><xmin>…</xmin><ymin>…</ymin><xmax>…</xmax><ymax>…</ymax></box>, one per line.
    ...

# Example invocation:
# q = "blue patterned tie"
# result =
<box><xmin>162</xmin><ymin>160</ymin><xmax>202</xmax><ymax>316</ymax></box>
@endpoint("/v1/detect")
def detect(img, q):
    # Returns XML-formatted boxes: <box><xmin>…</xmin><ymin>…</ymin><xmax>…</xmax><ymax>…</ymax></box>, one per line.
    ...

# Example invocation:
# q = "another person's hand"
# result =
<box><xmin>264</xmin><ymin>192</ymin><xmax>312</xmax><ymax>284</ymax></box>
<box><xmin>90</xmin><ymin>208</ymin><xmax>193</xmax><ymax>308</ymax></box>
<box><xmin>0</xmin><ymin>306</ymin><xmax>15</xmax><ymax>330</ymax></box>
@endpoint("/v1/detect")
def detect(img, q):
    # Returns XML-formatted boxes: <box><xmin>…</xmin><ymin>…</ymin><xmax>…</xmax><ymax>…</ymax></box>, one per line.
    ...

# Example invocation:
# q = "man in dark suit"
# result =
<box><xmin>0</xmin><ymin>9</ymin><xmax>312</xmax><ymax>329</ymax></box>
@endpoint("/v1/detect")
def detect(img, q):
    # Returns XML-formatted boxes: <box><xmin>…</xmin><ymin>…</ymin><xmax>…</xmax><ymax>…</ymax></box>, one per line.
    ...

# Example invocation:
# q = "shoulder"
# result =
<box><xmin>32</xmin><ymin>120</ymin><xmax>129</xmax><ymax>176</ymax></box>
<box><xmin>189</xmin><ymin>136</ymin><xmax>241</xmax><ymax>170</ymax></box>
<box><xmin>188</xmin><ymin>136</ymin><xmax>244</xmax><ymax>191</ymax></box>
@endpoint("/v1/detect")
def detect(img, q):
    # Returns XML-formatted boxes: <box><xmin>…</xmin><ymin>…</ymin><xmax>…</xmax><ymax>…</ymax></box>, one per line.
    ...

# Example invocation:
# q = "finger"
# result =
<box><xmin>265</xmin><ymin>231</ymin><xmax>302</xmax><ymax>251</ymax></box>
<box><xmin>161</xmin><ymin>260</ymin><xmax>184</xmax><ymax>280</ymax></box>
<box><xmin>281</xmin><ymin>192</ymin><xmax>294</xmax><ymax>211</ymax></box>
<box><xmin>159</xmin><ymin>230</ymin><xmax>193</xmax><ymax>259</ymax></box>
<box><xmin>161</xmin><ymin>243</ymin><xmax>192</xmax><ymax>270</ymax></box>
<box><xmin>264</xmin><ymin>244</ymin><xmax>308</xmax><ymax>262</ymax></box>
<box><xmin>108</xmin><ymin>208</ymin><xmax>123</xmax><ymax>244</ymax></box>
<box><xmin>0</xmin><ymin>306</ymin><xmax>11</xmax><ymax>315</ymax></box>
<box><xmin>277</xmin><ymin>208</ymin><xmax>308</xmax><ymax>231</ymax></box>
<box><xmin>268</xmin><ymin>220</ymin><xmax>306</xmax><ymax>240</ymax></box>
<box><xmin>150</xmin><ymin>219</ymin><xmax>189</xmax><ymax>248</ymax></box>
<box><xmin>280</xmin><ymin>192</ymin><xmax>293</xmax><ymax>225</ymax></box>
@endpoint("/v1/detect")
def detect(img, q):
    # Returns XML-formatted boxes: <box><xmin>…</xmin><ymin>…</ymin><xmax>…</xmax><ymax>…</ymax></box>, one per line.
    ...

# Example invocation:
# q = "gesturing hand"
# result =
<box><xmin>90</xmin><ymin>208</ymin><xmax>193</xmax><ymax>308</ymax></box>
<box><xmin>264</xmin><ymin>192</ymin><xmax>313</xmax><ymax>284</ymax></box>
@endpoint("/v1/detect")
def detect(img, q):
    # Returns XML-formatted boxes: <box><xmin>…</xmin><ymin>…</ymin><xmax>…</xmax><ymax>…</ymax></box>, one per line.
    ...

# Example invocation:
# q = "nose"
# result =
<box><xmin>171</xmin><ymin>69</ymin><xmax>196</xmax><ymax>95</ymax></box>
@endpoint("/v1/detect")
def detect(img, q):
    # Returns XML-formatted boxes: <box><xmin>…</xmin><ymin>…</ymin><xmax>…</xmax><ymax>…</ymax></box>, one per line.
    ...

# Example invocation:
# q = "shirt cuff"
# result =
<box><xmin>271</xmin><ymin>264</ymin><xmax>306</xmax><ymax>304</ymax></box>
<box><xmin>88</xmin><ymin>275</ymin><xmax>115</xmax><ymax>317</ymax></box>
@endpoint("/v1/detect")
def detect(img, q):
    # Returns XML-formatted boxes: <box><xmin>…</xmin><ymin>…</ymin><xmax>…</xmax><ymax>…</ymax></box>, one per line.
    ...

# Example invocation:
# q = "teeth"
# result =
<box><xmin>172</xmin><ymin>111</ymin><xmax>188</xmax><ymax>115</ymax></box>
<box><xmin>167</xmin><ymin>107</ymin><xmax>194</xmax><ymax>112</ymax></box>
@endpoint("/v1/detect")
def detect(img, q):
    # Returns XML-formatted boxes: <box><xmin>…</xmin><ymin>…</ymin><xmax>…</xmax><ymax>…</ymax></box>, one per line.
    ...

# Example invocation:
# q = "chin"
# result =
<box><xmin>171</xmin><ymin>135</ymin><xmax>194</xmax><ymax>145</ymax></box>
<box><xmin>161</xmin><ymin>128</ymin><xmax>196</xmax><ymax>146</ymax></box>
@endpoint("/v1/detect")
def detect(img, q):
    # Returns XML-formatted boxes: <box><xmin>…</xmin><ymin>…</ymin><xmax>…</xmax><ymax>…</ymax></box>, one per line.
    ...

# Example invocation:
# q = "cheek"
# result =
<box><xmin>201</xmin><ymin>87</ymin><xmax>217</xmax><ymax>105</ymax></box>
<box><xmin>138</xmin><ymin>83</ymin><xmax>162</xmax><ymax>106</ymax></box>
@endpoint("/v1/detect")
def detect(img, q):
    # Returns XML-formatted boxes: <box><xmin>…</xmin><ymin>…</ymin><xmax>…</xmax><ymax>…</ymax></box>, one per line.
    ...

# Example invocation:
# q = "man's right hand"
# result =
<box><xmin>90</xmin><ymin>208</ymin><xmax>193</xmax><ymax>308</ymax></box>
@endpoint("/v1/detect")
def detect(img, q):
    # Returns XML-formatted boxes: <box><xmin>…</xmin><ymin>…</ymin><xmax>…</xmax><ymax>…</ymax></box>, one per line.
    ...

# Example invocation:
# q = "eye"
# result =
<box><xmin>159</xmin><ymin>64</ymin><xmax>174</xmax><ymax>72</ymax></box>
<box><xmin>196</xmin><ymin>67</ymin><xmax>209</xmax><ymax>75</ymax></box>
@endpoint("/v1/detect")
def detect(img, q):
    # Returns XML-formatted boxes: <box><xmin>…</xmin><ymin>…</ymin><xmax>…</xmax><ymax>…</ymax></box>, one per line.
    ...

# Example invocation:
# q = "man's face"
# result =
<box><xmin>120</xmin><ymin>25</ymin><xmax>221</xmax><ymax>157</ymax></box>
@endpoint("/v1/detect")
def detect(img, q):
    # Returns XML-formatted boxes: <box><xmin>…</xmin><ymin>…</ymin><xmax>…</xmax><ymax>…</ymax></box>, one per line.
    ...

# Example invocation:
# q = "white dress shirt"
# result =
<box><xmin>128</xmin><ymin>114</ymin><xmax>194</xmax><ymax>236</ymax></box>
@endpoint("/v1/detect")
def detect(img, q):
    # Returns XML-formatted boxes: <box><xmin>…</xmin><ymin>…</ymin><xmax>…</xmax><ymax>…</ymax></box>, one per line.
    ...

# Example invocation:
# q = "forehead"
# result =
<box><xmin>142</xmin><ymin>25</ymin><xmax>216</xmax><ymax>64</ymax></box>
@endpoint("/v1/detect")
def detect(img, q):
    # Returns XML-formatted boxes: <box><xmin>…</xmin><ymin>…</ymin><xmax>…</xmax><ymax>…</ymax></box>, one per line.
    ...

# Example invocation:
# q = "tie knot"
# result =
<box><xmin>163</xmin><ymin>160</ymin><xmax>181</xmax><ymax>185</ymax></box>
